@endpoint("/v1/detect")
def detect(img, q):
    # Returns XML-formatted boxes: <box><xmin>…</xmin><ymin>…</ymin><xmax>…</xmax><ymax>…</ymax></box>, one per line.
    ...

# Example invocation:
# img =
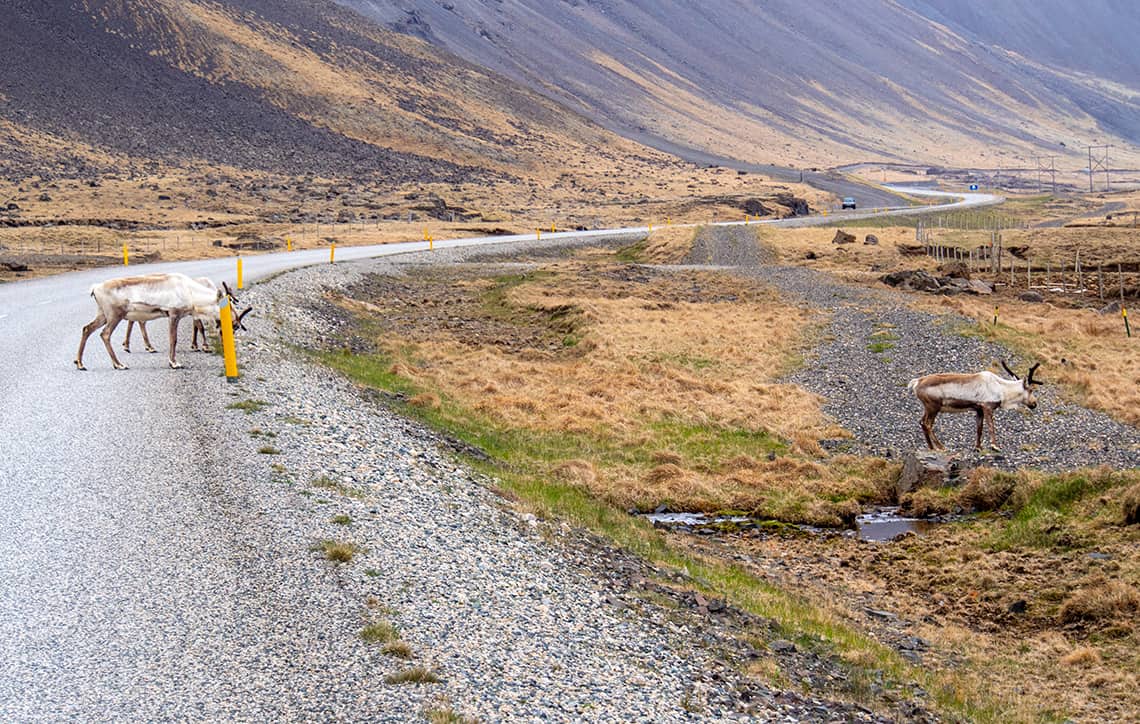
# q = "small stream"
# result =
<box><xmin>643</xmin><ymin>507</ymin><xmax>941</xmax><ymax>542</ymax></box>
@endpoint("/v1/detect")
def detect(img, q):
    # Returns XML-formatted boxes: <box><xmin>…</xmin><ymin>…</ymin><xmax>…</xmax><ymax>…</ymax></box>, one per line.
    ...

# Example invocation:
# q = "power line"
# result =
<box><xmin>1087</xmin><ymin>145</ymin><xmax>1111</xmax><ymax>192</ymax></box>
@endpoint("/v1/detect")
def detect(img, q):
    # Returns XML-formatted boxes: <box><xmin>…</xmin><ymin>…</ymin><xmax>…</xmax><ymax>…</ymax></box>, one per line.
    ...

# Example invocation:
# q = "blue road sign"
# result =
<box><xmin>969</xmin><ymin>184</ymin><xmax>979</xmax><ymax>191</ymax></box>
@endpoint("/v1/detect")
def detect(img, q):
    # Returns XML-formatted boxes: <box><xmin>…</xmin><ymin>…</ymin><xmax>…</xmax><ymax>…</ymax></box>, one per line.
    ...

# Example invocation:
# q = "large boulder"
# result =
<box><xmin>832</xmin><ymin>229</ymin><xmax>856</xmax><ymax>245</ymax></box>
<box><xmin>880</xmin><ymin>269</ymin><xmax>942</xmax><ymax>293</ymax></box>
<box><xmin>897</xmin><ymin>450</ymin><xmax>976</xmax><ymax>497</ymax></box>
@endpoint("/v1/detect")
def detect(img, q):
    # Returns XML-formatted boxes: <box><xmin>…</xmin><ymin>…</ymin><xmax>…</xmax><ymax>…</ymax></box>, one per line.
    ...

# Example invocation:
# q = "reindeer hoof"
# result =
<box><xmin>75</xmin><ymin>360</ymin><xmax>87</xmax><ymax>371</ymax></box>
<box><xmin>169</xmin><ymin>362</ymin><xmax>184</xmax><ymax>369</ymax></box>
<box><xmin>146</xmin><ymin>347</ymin><xmax>157</xmax><ymax>354</ymax></box>
<box><xmin>114</xmin><ymin>363</ymin><xmax>128</xmax><ymax>370</ymax></box>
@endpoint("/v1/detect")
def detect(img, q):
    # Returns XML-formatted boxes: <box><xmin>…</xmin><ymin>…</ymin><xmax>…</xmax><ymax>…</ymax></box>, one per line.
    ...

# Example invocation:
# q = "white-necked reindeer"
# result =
<box><xmin>122</xmin><ymin>280</ymin><xmax>245</xmax><ymax>354</ymax></box>
<box><xmin>76</xmin><ymin>273</ymin><xmax>251</xmax><ymax>371</ymax></box>
<box><xmin>908</xmin><ymin>361</ymin><xmax>1041</xmax><ymax>451</ymax></box>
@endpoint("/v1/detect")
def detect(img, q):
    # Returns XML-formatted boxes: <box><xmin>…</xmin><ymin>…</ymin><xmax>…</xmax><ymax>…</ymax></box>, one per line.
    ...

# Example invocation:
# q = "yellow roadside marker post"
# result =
<box><xmin>1124</xmin><ymin>307</ymin><xmax>1131</xmax><ymax>337</ymax></box>
<box><xmin>330</xmin><ymin>243</ymin><xmax>336</xmax><ymax>264</ymax></box>
<box><xmin>219</xmin><ymin>296</ymin><xmax>239</xmax><ymax>382</ymax></box>
<box><xmin>536</xmin><ymin>228</ymin><xmax>541</xmax><ymax>240</ymax></box>
<box><xmin>551</xmin><ymin>223</ymin><xmax>556</xmax><ymax>233</ymax></box>
<box><xmin>286</xmin><ymin>236</ymin><xmax>293</xmax><ymax>252</ymax></box>
<box><xmin>993</xmin><ymin>306</ymin><xmax>999</xmax><ymax>326</ymax></box>
<box><xmin>122</xmin><ymin>244</ymin><xmax>129</xmax><ymax>266</ymax></box>
<box><xmin>429</xmin><ymin>233</ymin><xmax>434</xmax><ymax>251</ymax></box>
<box><xmin>236</xmin><ymin>256</ymin><xmax>243</xmax><ymax>290</ymax></box>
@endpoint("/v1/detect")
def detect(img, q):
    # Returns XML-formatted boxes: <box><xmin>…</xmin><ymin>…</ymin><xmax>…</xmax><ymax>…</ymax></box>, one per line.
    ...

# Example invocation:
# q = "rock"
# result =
<box><xmin>770</xmin><ymin>639</ymin><xmax>796</xmax><ymax>653</ymax></box>
<box><xmin>1019</xmin><ymin>291</ymin><xmax>1045</xmax><ymax>303</ymax></box>
<box><xmin>707</xmin><ymin>598</ymin><xmax>726</xmax><ymax>613</ymax></box>
<box><xmin>37</xmin><ymin>193</ymin><xmax>52</xmax><ymax>202</ymax></box>
<box><xmin>804</xmin><ymin>251</ymin><xmax>819</xmax><ymax>260</ymax></box>
<box><xmin>774</xmin><ymin>193</ymin><xmax>810</xmax><ymax>217</ymax></box>
<box><xmin>654</xmin><ymin>503</ymin><xmax>669</xmax><ymax>514</ymax></box>
<box><xmin>864</xmin><ymin>234</ymin><xmax>879</xmax><ymax>245</ymax></box>
<box><xmin>1008</xmin><ymin>599</ymin><xmax>1027</xmax><ymax>614</ymax></box>
<box><xmin>880</xmin><ymin>270</ymin><xmax>941</xmax><ymax>293</ymax></box>
<box><xmin>1</xmin><ymin>261</ymin><xmax>30</xmax><ymax>272</ymax></box>
<box><xmin>1098</xmin><ymin>300</ymin><xmax>1123</xmax><ymax>315</ymax></box>
<box><xmin>939</xmin><ymin>260</ymin><xmax>970</xmax><ymax>279</ymax></box>
<box><xmin>897</xmin><ymin>450</ymin><xmax>958</xmax><ymax>495</ymax></box>
<box><xmin>742</xmin><ymin>199</ymin><xmax>770</xmax><ymax>216</ymax></box>
<box><xmin>831</xmin><ymin>230</ymin><xmax>856</xmax><ymax>245</ymax></box>
<box><xmin>966</xmin><ymin>279</ymin><xmax>993</xmax><ymax>295</ymax></box>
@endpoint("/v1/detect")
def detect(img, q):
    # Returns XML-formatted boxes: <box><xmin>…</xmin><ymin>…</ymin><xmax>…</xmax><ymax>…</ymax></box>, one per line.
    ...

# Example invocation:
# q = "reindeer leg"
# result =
<box><xmin>139</xmin><ymin>320</ymin><xmax>157</xmax><ymax>353</ymax></box>
<box><xmin>123</xmin><ymin>320</ymin><xmax>134</xmax><ymax>353</ymax></box>
<box><xmin>100</xmin><ymin>313</ymin><xmax>128</xmax><ymax>370</ymax></box>
<box><xmin>197</xmin><ymin>320</ymin><xmax>212</xmax><ymax>352</ymax></box>
<box><xmin>76</xmin><ymin>312</ymin><xmax>107</xmax><ymax>370</ymax></box>
<box><xmin>167</xmin><ymin>315</ymin><xmax>183</xmax><ymax>369</ymax></box>
<box><xmin>921</xmin><ymin>407</ymin><xmax>942</xmax><ymax>450</ymax></box>
<box><xmin>974</xmin><ymin>409</ymin><xmax>985</xmax><ymax>451</ymax></box>
<box><xmin>985</xmin><ymin>405</ymin><xmax>1000</xmax><ymax>451</ymax></box>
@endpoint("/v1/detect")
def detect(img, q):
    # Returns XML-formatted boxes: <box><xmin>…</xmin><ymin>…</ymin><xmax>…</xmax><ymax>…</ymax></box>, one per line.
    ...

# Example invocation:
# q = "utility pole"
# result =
<box><xmin>1034</xmin><ymin>155</ymin><xmax>1057</xmax><ymax>195</ymax></box>
<box><xmin>1087</xmin><ymin>144</ymin><xmax>1111</xmax><ymax>192</ymax></box>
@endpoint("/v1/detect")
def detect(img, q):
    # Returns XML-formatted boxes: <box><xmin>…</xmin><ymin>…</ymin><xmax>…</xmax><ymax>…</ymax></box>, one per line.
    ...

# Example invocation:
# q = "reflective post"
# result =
<box><xmin>236</xmin><ymin>256</ymin><xmax>244</xmax><ymax>290</ymax></box>
<box><xmin>219</xmin><ymin>296</ymin><xmax>238</xmax><ymax>382</ymax></box>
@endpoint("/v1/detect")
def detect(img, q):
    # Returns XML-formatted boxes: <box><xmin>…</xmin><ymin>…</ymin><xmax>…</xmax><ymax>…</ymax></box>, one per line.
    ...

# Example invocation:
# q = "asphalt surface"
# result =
<box><xmin>0</xmin><ymin>188</ymin><xmax>996</xmax><ymax>719</ymax></box>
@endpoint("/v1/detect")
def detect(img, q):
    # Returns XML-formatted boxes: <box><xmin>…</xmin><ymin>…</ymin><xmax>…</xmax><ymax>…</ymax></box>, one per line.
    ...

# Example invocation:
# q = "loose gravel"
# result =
<box><xmin>683</xmin><ymin>225</ymin><xmax>1140</xmax><ymax>471</ymax></box>
<box><xmin>211</xmin><ymin>234</ymin><xmax>894</xmax><ymax>722</ymax></box>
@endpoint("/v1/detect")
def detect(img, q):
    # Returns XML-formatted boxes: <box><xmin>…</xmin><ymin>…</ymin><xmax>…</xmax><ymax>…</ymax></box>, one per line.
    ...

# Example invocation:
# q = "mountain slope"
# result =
<box><xmin>336</xmin><ymin>0</ymin><xmax>1140</xmax><ymax>169</ymax></box>
<box><xmin>0</xmin><ymin>0</ymin><xmax>673</xmax><ymax>183</ymax></box>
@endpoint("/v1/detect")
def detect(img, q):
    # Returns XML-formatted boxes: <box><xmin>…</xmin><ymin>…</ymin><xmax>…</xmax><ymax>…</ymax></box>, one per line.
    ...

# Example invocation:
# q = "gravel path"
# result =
<box><xmin>683</xmin><ymin>225</ymin><xmax>1140</xmax><ymax>470</ymax></box>
<box><xmin>215</xmin><ymin>235</ymin><xmax>893</xmax><ymax>722</ymax></box>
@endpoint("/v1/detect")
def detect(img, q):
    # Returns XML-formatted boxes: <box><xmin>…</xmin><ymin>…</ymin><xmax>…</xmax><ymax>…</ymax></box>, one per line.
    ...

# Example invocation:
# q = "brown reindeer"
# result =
<box><xmin>908</xmin><ymin>361</ymin><xmax>1040</xmax><ymax>451</ymax></box>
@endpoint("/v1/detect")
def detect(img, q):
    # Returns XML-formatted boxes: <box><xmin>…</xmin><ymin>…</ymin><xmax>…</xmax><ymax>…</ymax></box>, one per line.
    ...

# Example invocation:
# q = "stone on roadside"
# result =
<box><xmin>864</xmin><ymin>234</ymin><xmax>879</xmax><ymax>245</ymax></box>
<box><xmin>831</xmin><ymin>230</ymin><xmax>856</xmax><ymax>245</ymax></box>
<box><xmin>1019</xmin><ymin>291</ymin><xmax>1044</xmax><ymax>303</ymax></box>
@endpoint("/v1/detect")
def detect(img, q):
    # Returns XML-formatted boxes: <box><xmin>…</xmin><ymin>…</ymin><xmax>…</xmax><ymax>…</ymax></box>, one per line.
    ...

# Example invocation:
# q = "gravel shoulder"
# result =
<box><xmin>682</xmin><ymin>225</ymin><xmax>1140</xmax><ymax>471</ymax></box>
<box><xmin>216</xmin><ymin>236</ymin><xmax>893</xmax><ymax>722</ymax></box>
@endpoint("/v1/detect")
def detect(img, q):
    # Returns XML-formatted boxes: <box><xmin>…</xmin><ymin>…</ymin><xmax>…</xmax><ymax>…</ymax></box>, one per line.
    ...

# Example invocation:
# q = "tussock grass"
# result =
<box><xmin>318</xmin><ymin>540</ymin><xmax>358</xmax><ymax>563</ymax></box>
<box><xmin>1058</xmin><ymin>580</ymin><xmax>1140</xmax><ymax>626</ymax></box>
<box><xmin>310</xmin><ymin>476</ymin><xmax>366</xmax><ymax>499</ymax></box>
<box><xmin>382</xmin><ymin>641</ymin><xmax>414</xmax><ymax>659</ymax></box>
<box><xmin>425</xmin><ymin>705</ymin><xmax>476</xmax><ymax>724</ymax></box>
<box><xmin>331</xmin><ymin>514</ymin><xmax>353</xmax><ymax>525</ymax></box>
<box><xmin>385</xmin><ymin>667</ymin><xmax>441</xmax><ymax>685</ymax></box>
<box><xmin>257</xmin><ymin>445</ymin><xmax>281</xmax><ymax>455</ymax></box>
<box><xmin>360</xmin><ymin>621</ymin><xmax>398</xmax><ymax>644</ymax></box>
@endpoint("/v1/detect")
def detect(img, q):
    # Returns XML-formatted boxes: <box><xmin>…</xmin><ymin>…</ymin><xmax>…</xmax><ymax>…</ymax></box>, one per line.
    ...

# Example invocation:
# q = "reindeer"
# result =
<box><xmin>908</xmin><ymin>361</ymin><xmax>1041</xmax><ymax>451</ymax></box>
<box><xmin>122</xmin><ymin>280</ymin><xmax>245</xmax><ymax>354</ymax></box>
<box><xmin>75</xmin><ymin>273</ymin><xmax>252</xmax><ymax>371</ymax></box>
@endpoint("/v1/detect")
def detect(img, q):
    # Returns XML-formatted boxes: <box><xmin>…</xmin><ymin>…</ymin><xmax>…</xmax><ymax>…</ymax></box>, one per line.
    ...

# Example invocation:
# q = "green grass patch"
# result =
<box><xmin>615</xmin><ymin>238</ymin><xmax>649</xmax><ymax>263</ymax></box>
<box><xmin>331</xmin><ymin>514</ymin><xmax>353</xmax><ymax>525</ymax></box>
<box><xmin>311</xmin><ymin>475</ymin><xmax>367</xmax><ymax>499</ymax></box>
<box><xmin>227</xmin><ymin>398</ymin><xmax>269</xmax><ymax>414</ymax></box>
<box><xmin>257</xmin><ymin>445</ymin><xmax>281</xmax><ymax>455</ymax></box>
<box><xmin>991</xmin><ymin>470</ymin><xmax>1132</xmax><ymax>550</ymax></box>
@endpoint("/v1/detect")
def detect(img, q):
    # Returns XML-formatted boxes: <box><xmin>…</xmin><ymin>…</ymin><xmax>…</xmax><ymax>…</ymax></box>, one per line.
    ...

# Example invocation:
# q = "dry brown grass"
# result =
<box><xmin>1123</xmin><ymin>483</ymin><xmax>1140</xmax><ymax>526</ymax></box>
<box><xmin>339</xmin><ymin>257</ymin><xmax>899</xmax><ymax>519</ymax></box>
<box><xmin>1058</xmin><ymin>580</ymin><xmax>1140</xmax><ymax>626</ymax></box>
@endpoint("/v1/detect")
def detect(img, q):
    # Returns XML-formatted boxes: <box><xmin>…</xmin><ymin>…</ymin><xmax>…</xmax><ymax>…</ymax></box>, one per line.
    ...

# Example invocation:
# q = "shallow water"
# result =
<box><xmin>855</xmin><ymin>508</ymin><xmax>938</xmax><ymax>542</ymax></box>
<box><xmin>643</xmin><ymin>512</ymin><xmax>750</xmax><ymax>527</ymax></box>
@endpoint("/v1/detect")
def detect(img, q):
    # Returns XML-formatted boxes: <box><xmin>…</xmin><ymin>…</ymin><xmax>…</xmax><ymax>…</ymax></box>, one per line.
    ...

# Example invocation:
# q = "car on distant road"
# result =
<box><xmin>841</xmin><ymin>197</ymin><xmax>857</xmax><ymax>209</ymax></box>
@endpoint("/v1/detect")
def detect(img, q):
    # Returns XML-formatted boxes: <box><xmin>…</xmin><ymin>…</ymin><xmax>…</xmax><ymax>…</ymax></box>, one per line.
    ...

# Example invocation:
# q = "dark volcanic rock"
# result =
<box><xmin>831</xmin><ymin>230</ymin><xmax>856</xmax><ymax>245</ymax></box>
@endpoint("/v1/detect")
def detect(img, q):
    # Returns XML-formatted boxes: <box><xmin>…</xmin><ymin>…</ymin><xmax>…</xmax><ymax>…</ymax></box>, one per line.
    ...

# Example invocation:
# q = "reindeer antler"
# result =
<box><xmin>1026</xmin><ymin>362</ymin><xmax>1041</xmax><ymax>385</ymax></box>
<box><xmin>222</xmin><ymin>281</ymin><xmax>240</xmax><ymax>303</ymax></box>
<box><xmin>1000</xmin><ymin>360</ymin><xmax>1019</xmax><ymax>379</ymax></box>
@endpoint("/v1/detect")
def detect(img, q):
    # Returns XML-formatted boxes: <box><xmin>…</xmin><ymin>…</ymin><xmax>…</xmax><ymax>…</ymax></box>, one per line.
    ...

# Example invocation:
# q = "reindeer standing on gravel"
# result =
<box><xmin>908</xmin><ymin>361</ymin><xmax>1041</xmax><ymax>451</ymax></box>
<box><xmin>76</xmin><ymin>273</ymin><xmax>251</xmax><ymax>371</ymax></box>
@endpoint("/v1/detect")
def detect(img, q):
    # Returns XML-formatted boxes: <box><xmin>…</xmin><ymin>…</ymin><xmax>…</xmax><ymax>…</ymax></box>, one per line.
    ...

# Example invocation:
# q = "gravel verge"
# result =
<box><xmin>209</xmin><ymin>234</ymin><xmax>896</xmax><ymax>722</ymax></box>
<box><xmin>683</xmin><ymin>225</ymin><xmax>1140</xmax><ymax>471</ymax></box>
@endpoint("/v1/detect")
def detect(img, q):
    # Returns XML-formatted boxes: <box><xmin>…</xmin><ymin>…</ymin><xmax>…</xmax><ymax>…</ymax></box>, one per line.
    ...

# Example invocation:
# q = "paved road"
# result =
<box><xmin>0</xmin><ymin>188</ymin><xmax>996</xmax><ymax>719</ymax></box>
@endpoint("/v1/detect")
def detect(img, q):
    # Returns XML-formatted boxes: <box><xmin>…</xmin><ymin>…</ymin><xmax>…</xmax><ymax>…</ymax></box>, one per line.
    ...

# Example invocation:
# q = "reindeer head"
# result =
<box><xmin>1001</xmin><ymin>360</ymin><xmax>1041</xmax><ymax>409</ymax></box>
